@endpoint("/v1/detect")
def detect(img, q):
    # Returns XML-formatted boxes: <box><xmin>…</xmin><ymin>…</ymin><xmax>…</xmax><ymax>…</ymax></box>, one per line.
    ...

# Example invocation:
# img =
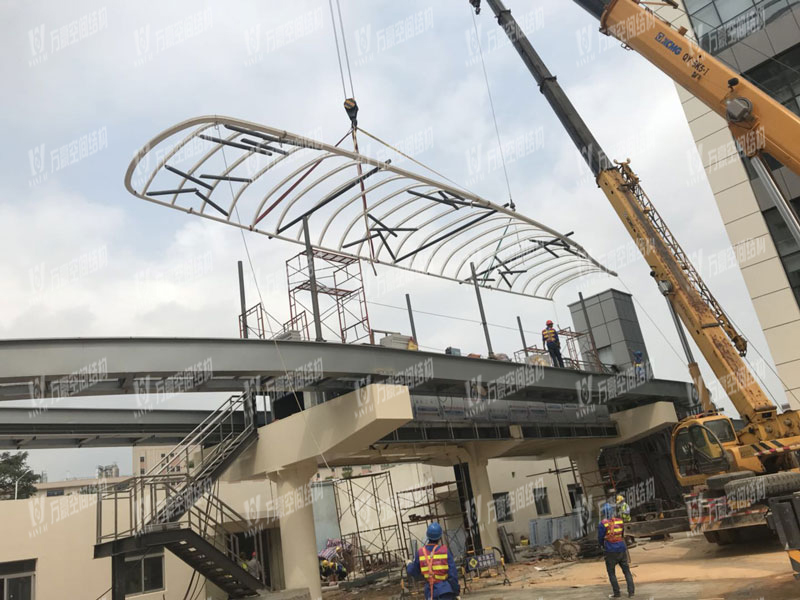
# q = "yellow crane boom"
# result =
<box><xmin>575</xmin><ymin>0</ymin><xmax>800</xmax><ymax>176</ymax></box>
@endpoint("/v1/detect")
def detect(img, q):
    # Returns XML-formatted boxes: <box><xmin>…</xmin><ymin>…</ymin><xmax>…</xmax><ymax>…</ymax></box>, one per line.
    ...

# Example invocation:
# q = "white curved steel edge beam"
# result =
<box><xmin>125</xmin><ymin>115</ymin><xmax>616</xmax><ymax>300</ymax></box>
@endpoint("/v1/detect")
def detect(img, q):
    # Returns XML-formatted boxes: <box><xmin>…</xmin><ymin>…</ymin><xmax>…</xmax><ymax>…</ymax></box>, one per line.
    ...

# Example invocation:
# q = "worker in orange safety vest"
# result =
<box><xmin>598</xmin><ymin>502</ymin><xmax>635</xmax><ymax>598</ymax></box>
<box><xmin>542</xmin><ymin>320</ymin><xmax>565</xmax><ymax>368</ymax></box>
<box><xmin>406</xmin><ymin>523</ymin><xmax>460</xmax><ymax>599</ymax></box>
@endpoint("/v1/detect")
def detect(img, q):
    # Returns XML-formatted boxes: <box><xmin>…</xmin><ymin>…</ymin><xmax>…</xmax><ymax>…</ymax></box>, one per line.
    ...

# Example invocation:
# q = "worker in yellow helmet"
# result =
<box><xmin>616</xmin><ymin>494</ymin><xmax>631</xmax><ymax>523</ymax></box>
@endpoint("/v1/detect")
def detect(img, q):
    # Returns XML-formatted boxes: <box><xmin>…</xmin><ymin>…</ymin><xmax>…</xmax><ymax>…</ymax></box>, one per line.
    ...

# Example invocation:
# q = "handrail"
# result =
<box><xmin>97</xmin><ymin>391</ymin><xmax>258</xmax><ymax>549</ymax></box>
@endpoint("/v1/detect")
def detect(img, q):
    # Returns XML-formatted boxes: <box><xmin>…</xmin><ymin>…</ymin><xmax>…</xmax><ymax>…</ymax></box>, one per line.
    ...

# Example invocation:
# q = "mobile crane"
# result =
<box><xmin>469</xmin><ymin>0</ymin><xmax>800</xmax><ymax>554</ymax></box>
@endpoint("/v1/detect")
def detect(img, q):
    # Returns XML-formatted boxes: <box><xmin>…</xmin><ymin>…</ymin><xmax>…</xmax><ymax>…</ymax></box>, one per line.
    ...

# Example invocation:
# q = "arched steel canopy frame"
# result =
<box><xmin>125</xmin><ymin>115</ymin><xmax>616</xmax><ymax>300</ymax></box>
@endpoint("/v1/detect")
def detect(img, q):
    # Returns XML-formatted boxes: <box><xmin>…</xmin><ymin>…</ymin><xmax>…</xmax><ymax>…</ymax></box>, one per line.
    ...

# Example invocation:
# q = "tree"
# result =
<box><xmin>0</xmin><ymin>452</ymin><xmax>41</xmax><ymax>500</ymax></box>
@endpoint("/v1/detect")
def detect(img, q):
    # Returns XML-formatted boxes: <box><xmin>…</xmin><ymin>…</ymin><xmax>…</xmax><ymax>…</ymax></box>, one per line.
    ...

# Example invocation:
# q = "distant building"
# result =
<box><xmin>96</xmin><ymin>463</ymin><xmax>119</xmax><ymax>478</ymax></box>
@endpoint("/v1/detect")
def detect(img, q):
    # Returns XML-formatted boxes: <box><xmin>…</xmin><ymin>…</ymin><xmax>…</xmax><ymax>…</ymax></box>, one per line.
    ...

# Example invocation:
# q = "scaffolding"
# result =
<box><xmin>332</xmin><ymin>472</ymin><xmax>404</xmax><ymax>577</ymax></box>
<box><xmin>514</xmin><ymin>326</ymin><xmax>611</xmax><ymax>373</ymax></box>
<box><xmin>286</xmin><ymin>248</ymin><xmax>373</xmax><ymax>344</ymax></box>
<box><xmin>238</xmin><ymin>303</ymin><xmax>267</xmax><ymax>339</ymax></box>
<box><xmin>396</xmin><ymin>479</ymin><xmax>471</xmax><ymax>562</ymax></box>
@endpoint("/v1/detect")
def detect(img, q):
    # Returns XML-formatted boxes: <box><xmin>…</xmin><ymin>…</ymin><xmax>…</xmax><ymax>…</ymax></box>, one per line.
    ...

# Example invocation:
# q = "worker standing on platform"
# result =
<box><xmin>406</xmin><ymin>523</ymin><xmax>460</xmax><ymax>599</ymax></box>
<box><xmin>542</xmin><ymin>320</ymin><xmax>565</xmax><ymax>368</ymax></box>
<box><xmin>599</xmin><ymin>504</ymin><xmax>635</xmax><ymax>598</ymax></box>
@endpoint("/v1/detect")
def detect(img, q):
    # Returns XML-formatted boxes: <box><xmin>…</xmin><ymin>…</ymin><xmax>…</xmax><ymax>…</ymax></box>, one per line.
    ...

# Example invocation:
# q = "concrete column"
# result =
<box><xmin>464</xmin><ymin>445</ymin><xmax>502</xmax><ymax>551</ymax></box>
<box><xmin>270</xmin><ymin>459</ymin><xmax>319</xmax><ymax>599</ymax></box>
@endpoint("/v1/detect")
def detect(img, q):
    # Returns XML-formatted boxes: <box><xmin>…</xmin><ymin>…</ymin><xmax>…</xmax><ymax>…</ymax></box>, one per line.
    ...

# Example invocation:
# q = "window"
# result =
<box><xmin>568</xmin><ymin>484</ymin><xmax>583</xmax><ymax>510</ymax></box>
<box><xmin>763</xmin><ymin>199</ymin><xmax>800</xmax><ymax>308</ymax></box>
<box><xmin>534</xmin><ymin>486</ymin><xmax>550</xmax><ymax>516</ymax></box>
<box><xmin>45</xmin><ymin>489</ymin><xmax>64</xmax><ymax>497</ymax></box>
<box><xmin>746</xmin><ymin>45</ymin><xmax>800</xmax><ymax>118</ymax></box>
<box><xmin>139</xmin><ymin>468</ymin><xmax>145</xmax><ymax>475</ymax></box>
<box><xmin>704</xmin><ymin>418</ymin><xmax>736</xmax><ymax>443</ymax></box>
<box><xmin>492</xmin><ymin>492</ymin><xmax>512</xmax><ymax>523</ymax></box>
<box><xmin>139</xmin><ymin>456</ymin><xmax>145</xmax><ymax>463</ymax></box>
<box><xmin>0</xmin><ymin>560</ymin><xmax>36</xmax><ymax>600</ymax></box>
<box><xmin>124</xmin><ymin>553</ymin><xmax>164</xmax><ymax>595</ymax></box>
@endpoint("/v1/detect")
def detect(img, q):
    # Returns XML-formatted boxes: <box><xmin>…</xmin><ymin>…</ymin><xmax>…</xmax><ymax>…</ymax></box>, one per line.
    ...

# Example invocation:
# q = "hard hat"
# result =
<box><xmin>252</xmin><ymin>551</ymin><xmax>257</xmax><ymax>557</ymax></box>
<box><xmin>426</xmin><ymin>522</ymin><xmax>443</xmax><ymax>541</ymax></box>
<box><xmin>546</xmin><ymin>320</ymin><xmax>553</xmax><ymax>326</ymax></box>
<box><xmin>322</xmin><ymin>560</ymin><xmax>330</xmax><ymax>567</ymax></box>
<box><xmin>600</xmin><ymin>503</ymin><xmax>615</xmax><ymax>520</ymax></box>
<box><xmin>616</xmin><ymin>495</ymin><xmax>624</xmax><ymax>503</ymax></box>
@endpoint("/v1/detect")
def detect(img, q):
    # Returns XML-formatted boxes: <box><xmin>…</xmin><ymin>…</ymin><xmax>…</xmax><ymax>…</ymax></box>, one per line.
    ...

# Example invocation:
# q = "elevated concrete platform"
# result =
<box><xmin>0</xmin><ymin>337</ymin><xmax>695</xmax><ymax>413</ymax></box>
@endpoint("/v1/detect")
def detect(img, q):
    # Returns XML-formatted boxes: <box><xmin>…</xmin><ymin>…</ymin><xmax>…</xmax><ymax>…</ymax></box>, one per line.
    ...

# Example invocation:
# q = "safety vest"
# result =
<box><xmin>418</xmin><ymin>544</ymin><xmax>449</xmax><ymax>593</ymax></box>
<box><xmin>618</xmin><ymin>502</ymin><xmax>631</xmax><ymax>522</ymax></box>
<box><xmin>542</xmin><ymin>327</ymin><xmax>557</xmax><ymax>343</ymax></box>
<box><xmin>602</xmin><ymin>518</ymin><xmax>624</xmax><ymax>543</ymax></box>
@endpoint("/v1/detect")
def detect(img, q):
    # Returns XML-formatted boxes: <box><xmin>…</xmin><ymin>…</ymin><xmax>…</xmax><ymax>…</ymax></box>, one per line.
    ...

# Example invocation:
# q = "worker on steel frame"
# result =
<box><xmin>542</xmin><ymin>320</ymin><xmax>565</xmax><ymax>368</ymax></box>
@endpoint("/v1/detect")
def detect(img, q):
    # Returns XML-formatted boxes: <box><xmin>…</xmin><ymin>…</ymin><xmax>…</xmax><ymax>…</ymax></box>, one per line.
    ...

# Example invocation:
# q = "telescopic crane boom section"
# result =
<box><xmin>574</xmin><ymin>0</ymin><xmax>800</xmax><ymax>178</ymax></box>
<box><xmin>477</xmin><ymin>0</ymin><xmax>800</xmax><ymax>443</ymax></box>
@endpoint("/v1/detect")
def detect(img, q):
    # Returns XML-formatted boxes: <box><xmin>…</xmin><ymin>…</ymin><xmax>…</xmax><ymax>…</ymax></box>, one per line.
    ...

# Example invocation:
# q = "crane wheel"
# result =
<box><xmin>706</xmin><ymin>470</ymin><xmax>755</xmax><ymax>492</ymax></box>
<box><xmin>724</xmin><ymin>472</ymin><xmax>800</xmax><ymax>499</ymax></box>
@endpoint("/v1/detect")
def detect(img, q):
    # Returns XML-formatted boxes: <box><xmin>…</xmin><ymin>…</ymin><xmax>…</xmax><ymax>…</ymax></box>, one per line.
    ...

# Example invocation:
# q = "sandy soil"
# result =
<box><xmin>323</xmin><ymin>533</ymin><xmax>797</xmax><ymax>599</ymax></box>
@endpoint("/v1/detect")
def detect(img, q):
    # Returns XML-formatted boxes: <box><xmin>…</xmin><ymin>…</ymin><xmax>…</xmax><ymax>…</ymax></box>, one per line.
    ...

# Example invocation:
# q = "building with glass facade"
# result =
<box><xmin>654</xmin><ymin>1</ymin><xmax>800</xmax><ymax>407</ymax></box>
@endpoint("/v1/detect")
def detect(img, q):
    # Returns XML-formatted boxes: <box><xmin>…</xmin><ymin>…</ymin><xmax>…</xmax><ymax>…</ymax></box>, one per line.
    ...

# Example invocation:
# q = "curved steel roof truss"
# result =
<box><xmin>125</xmin><ymin>115</ymin><xmax>615</xmax><ymax>300</ymax></box>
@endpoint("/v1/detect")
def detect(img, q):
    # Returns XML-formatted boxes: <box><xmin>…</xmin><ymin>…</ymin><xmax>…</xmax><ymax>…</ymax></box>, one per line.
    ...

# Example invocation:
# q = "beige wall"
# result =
<box><xmin>486</xmin><ymin>456</ymin><xmax>578</xmax><ymax>541</ymax></box>
<box><xmin>0</xmin><ymin>495</ymin><xmax>201</xmax><ymax>600</ymax></box>
<box><xmin>659</xmin><ymin>2</ymin><xmax>800</xmax><ymax>408</ymax></box>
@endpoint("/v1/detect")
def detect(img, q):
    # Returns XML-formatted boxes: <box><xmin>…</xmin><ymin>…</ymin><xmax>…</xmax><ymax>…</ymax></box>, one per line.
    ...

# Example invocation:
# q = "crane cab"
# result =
<box><xmin>671</xmin><ymin>414</ymin><xmax>764</xmax><ymax>488</ymax></box>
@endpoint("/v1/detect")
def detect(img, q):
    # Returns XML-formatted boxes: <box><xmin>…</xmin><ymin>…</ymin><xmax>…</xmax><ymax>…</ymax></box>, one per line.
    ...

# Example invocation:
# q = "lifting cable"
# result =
<box><xmin>216</xmin><ymin>127</ymin><xmax>333</xmax><ymax>475</ymax></box>
<box><xmin>469</xmin><ymin>5</ymin><xmax>521</xmax><ymax>286</ymax></box>
<box><xmin>328</xmin><ymin>0</ymin><xmax>376</xmax><ymax>269</ymax></box>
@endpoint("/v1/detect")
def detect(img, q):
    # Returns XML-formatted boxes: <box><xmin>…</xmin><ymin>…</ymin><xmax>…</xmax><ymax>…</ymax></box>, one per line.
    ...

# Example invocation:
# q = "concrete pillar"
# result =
<box><xmin>270</xmin><ymin>459</ymin><xmax>319</xmax><ymax>599</ymax></box>
<box><xmin>464</xmin><ymin>445</ymin><xmax>502</xmax><ymax>551</ymax></box>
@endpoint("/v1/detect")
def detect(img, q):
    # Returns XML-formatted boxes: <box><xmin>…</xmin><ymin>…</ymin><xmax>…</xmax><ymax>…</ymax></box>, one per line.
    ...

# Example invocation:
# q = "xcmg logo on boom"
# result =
<box><xmin>655</xmin><ymin>32</ymin><xmax>681</xmax><ymax>55</ymax></box>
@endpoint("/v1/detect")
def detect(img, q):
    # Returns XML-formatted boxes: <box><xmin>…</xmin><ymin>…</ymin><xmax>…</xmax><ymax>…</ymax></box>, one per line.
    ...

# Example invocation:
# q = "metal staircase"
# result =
<box><xmin>95</xmin><ymin>391</ymin><xmax>265</xmax><ymax>598</ymax></box>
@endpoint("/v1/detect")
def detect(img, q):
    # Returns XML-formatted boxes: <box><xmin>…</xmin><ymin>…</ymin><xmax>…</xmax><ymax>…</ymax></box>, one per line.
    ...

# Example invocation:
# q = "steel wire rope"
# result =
<box><xmin>217</xmin><ymin>133</ymin><xmax>334</xmax><ymax>473</ymax></box>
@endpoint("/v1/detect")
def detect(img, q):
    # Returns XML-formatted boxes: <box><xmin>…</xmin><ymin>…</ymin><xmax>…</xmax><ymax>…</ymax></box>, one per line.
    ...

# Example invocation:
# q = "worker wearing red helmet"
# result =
<box><xmin>542</xmin><ymin>320</ymin><xmax>565</xmax><ymax>368</ymax></box>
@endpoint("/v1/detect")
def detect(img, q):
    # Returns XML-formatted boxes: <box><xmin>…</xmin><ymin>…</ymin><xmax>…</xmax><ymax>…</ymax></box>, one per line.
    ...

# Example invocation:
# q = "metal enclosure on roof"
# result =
<box><xmin>125</xmin><ymin>115</ymin><xmax>615</xmax><ymax>299</ymax></box>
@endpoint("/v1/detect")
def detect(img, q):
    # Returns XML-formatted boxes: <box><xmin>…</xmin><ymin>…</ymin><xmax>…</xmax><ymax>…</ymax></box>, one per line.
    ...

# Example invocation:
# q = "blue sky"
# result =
<box><xmin>1</xmin><ymin>0</ymin><xmax>787</xmax><ymax>479</ymax></box>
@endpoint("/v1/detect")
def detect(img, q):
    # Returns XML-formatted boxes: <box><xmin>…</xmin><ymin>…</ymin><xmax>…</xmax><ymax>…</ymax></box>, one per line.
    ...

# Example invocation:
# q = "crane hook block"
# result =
<box><xmin>344</xmin><ymin>98</ymin><xmax>359</xmax><ymax>127</ymax></box>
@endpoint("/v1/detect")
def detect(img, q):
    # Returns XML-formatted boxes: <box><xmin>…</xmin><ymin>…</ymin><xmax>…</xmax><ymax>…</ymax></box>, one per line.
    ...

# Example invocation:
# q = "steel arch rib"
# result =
<box><xmin>451</xmin><ymin>233</ymin><xmax>566</xmax><ymax>285</ymax></box>
<box><xmin>447</xmin><ymin>229</ymin><xmax>555</xmax><ymax>279</ymax></box>
<box><xmin>547</xmin><ymin>268</ymin><xmax>604</xmax><ymax>297</ymax></box>
<box><xmin>424</xmin><ymin>216</ymin><xmax>532</xmax><ymax>273</ymax></box>
<box><xmin>139</xmin><ymin>122</ymin><xmax>216</xmax><ymax>195</ymax></box>
<box><xmin>437</xmin><ymin>221</ymin><xmax>535</xmax><ymax>276</ymax></box>
<box><xmin>251</xmin><ymin>152</ymin><xmax>340</xmax><ymax>226</ymax></box>
<box><xmin>273</xmin><ymin>159</ymin><xmax>362</xmax><ymax>236</ymax></box>
<box><xmin>396</xmin><ymin>206</ymin><xmax>502</xmax><ymax>270</ymax></box>
<box><xmin>341</xmin><ymin>184</ymin><xmax>453</xmax><ymax>260</ymax></box>
<box><xmin>369</xmin><ymin>190</ymin><xmax>458</xmax><ymax>261</ymax></box>
<box><xmin>527</xmin><ymin>262</ymin><xmax>595</xmax><ymax>297</ymax></box>
<box><xmin>324</xmin><ymin>174</ymin><xmax>407</xmax><ymax>248</ymax></box>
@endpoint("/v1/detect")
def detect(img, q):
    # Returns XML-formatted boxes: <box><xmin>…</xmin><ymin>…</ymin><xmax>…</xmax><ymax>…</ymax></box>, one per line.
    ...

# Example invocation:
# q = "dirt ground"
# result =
<box><xmin>323</xmin><ymin>533</ymin><xmax>798</xmax><ymax>600</ymax></box>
